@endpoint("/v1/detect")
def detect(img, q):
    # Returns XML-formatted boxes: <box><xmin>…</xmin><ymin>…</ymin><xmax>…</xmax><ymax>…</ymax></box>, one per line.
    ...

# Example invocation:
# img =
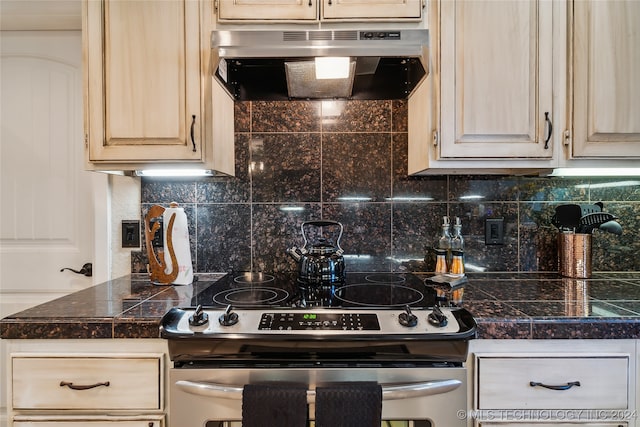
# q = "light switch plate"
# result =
<box><xmin>485</xmin><ymin>218</ymin><xmax>504</xmax><ymax>245</ymax></box>
<box><xmin>122</xmin><ymin>220</ymin><xmax>140</xmax><ymax>248</ymax></box>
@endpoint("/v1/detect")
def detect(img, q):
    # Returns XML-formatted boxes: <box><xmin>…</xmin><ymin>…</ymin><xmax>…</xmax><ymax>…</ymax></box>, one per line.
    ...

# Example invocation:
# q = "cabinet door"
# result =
<box><xmin>439</xmin><ymin>0</ymin><xmax>553</xmax><ymax>159</ymax></box>
<box><xmin>85</xmin><ymin>0</ymin><xmax>202</xmax><ymax>163</ymax></box>
<box><xmin>217</xmin><ymin>0</ymin><xmax>318</xmax><ymax>21</ymax></box>
<box><xmin>571</xmin><ymin>0</ymin><xmax>640</xmax><ymax>158</ymax></box>
<box><xmin>321</xmin><ymin>0</ymin><xmax>422</xmax><ymax>20</ymax></box>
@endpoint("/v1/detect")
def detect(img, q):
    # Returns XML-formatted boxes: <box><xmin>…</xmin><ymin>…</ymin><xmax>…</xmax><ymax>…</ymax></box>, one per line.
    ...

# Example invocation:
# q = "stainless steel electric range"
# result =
<box><xmin>160</xmin><ymin>271</ymin><xmax>477</xmax><ymax>427</ymax></box>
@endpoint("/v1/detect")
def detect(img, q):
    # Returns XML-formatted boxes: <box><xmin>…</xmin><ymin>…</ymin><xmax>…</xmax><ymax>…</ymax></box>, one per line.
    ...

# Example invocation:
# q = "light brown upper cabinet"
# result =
<box><xmin>408</xmin><ymin>0</ymin><xmax>556</xmax><ymax>175</ymax></box>
<box><xmin>216</xmin><ymin>0</ymin><xmax>422</xmax><ymax>22</ymax></box>
<box><xmin>320</xmin><ymin>0</ymin><xmax>422</xmax><ymax>20</ymax></box>
<box><xmin>84</xmin><ymin>0</ymin><xmax>205</xmax><ymax>166</ymax></box>
<box><xmin>217</xmin><ymin>0</ymin><xmax>318</xmax><ymax>21</ymax></box>
<box><xmin>438</xmin><ymin>0</ymin><xmax>554</xmax><ymax>160</ymax></box>
<box><xmin>570</xmin><ymin>0</ymin><xmax>640</xmax><ymax>158</ymax></box>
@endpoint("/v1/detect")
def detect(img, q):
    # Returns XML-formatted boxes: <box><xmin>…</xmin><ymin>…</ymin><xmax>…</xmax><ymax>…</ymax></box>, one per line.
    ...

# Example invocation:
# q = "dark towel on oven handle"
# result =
<box><xmin>315</xmin><ymin>382</ymin><xmax>382</xmax><ymax>427</ymax></box>
<box><xmin>242</xmin><ymin>382</ymin><xmax>308</xmax><ymax>427</ymax></box>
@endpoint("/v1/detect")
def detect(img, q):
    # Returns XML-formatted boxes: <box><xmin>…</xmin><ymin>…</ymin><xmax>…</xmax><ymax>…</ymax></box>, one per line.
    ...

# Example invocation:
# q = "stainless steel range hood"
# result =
<box><xmin>211</xmin><ymin>29</ymin><xmax>429</xmax><ymax>101</ymax></box>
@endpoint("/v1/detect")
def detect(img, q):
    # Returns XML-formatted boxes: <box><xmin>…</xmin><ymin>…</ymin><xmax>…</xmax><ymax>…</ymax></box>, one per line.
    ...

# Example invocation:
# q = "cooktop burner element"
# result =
<box><xmin>212</xmin><ymin>287</ymin><xmax>290</xmax><ymax>307</ymax></box>
<box><xmin>333</xmin><ymin>283</ymin><xmax>424</xmax><ymax>307</ymax></box>
<box><xmin>233</xmin><ymin>272</ymin><xmax>275</xmax><ymax>285</ymax></box>
<box><xmin>364</xmin><ymin>273</ymin><xmax>407</xmax><ymax>284</ymax></box>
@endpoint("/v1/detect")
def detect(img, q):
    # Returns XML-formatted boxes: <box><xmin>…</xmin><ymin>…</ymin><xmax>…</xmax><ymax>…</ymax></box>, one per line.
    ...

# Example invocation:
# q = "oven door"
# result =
<box><xmin>169</xmin><ymin>366</ymin><xmax>467</xmax><ymax>427</ymax></box>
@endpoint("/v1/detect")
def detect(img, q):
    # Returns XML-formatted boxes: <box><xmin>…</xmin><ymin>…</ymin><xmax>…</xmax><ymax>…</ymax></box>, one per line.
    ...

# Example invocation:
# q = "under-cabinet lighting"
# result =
<box><xmin>135</xmin><ymin>169</ymin><xmax>214</xmax><ymax>177</ymax></box>
<box><xmin>386</xmin><ymin>196</ymin><xmax>435</xmax><ymax>201</ymax></box>
<box><xmin>315</xmin><ymin>57</ymin><xmax>351</xmax><ymax>79</ymax></box>
<box><xmin>279</xmin><ymin>206</ymin><xmax>305</xmax><ymax>212</ymax></box>
<box><xmin>574</xmin><ymin>180</ymin><xmax>640</xmax><ymax>189</ymax></box>
<box><xmin>386</xmin><ymin>256</ymin><xmax>424</xmax><ymax>263</ymax></box>
<box><xmin>343</xmin><ymin>254</ymin><xmax>372</xmax><ymax>260</ymax></box>
<box><xmin>337</xmin><ymin>196</ymin><xmax>372</xmax><ymax>202</ymax></box>
<box><xmin>459</xmin><ymin>195</ymin><xmax>485</xmax><ymax>200</ymax></box>
<box><xmin>549</xmin><ymin>168</ymin><xmax>640</xmax><ymax>177</ymax></box>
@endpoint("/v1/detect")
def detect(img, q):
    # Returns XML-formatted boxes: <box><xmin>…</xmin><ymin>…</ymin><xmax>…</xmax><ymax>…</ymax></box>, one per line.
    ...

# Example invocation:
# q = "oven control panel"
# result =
<box><xmin>166</xmin><ymin>307</ymin><xmax>463</xmax><ymax>337</ymax></box>
<box><xmin>259</xmin><ymin>312</ymin><xmax>380</xmax><ymax>331</ymax></box>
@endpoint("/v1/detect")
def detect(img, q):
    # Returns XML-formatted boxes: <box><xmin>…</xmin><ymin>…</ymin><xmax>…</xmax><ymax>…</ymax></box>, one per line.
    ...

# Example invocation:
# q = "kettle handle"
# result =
<box><xmin>303</xmin><ymin>220</ymin><xmax>341</xmax><ymax>228</ymax></box>
<box><xmin>300</xmin><ymin>220</ymin><xmax>343</xmax><ymax>252</ymax></box>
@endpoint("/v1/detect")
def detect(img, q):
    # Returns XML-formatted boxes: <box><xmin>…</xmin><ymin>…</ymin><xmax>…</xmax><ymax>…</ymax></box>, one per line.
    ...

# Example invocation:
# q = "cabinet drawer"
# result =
<box><xmin>12</xmin><ymin>356</ymin><xmax>162</xmax><ymax>410</ymax></box>
<box><xmin>477</xmin><ymin>356</ymin><xmax>628</xmax><ymax>409</ymax></box>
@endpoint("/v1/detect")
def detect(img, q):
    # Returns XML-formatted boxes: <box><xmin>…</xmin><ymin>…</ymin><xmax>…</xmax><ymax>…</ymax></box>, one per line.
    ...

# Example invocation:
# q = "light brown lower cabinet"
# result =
<box><xmin>14</xmin><ymin>419</ymin><xmax>163</xmax><ymax>427</ymax></box>
<box><xmin>479</xmin><ymin>424</ymin><xmax>627</xmax><ymax>427</ymax></box>
<box><xmin>12</xmin><ymin>356</ymin><xmax>161</xmax><ymax>411</ymax></box>
<box><xmin>477</xmin><ymin>356</ymin><xmax>628</xmax><ymax>410</ymax></box>
<box><xmin>7</xmin><ymin>340</ymin><xmax>168</xmax><ymax>427</ymax></box>
<box><xmin>471</xmin><ymin>339</ymin><xmax>637</xmax><ymax>427</ymax></box>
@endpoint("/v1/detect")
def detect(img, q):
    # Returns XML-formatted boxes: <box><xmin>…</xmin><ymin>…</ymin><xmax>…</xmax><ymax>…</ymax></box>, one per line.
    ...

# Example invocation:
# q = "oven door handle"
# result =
<box><xmin>175</xmin><ymin>379</ymin><xmax>462</xmax><ymax>402</ymax></box>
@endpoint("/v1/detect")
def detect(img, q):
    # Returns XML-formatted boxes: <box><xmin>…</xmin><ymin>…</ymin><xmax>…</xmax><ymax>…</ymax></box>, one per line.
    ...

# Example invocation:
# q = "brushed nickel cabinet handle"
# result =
<box><xmin>529</xmin><ymin>380</ymin><xmax>580</xmax><ymax>391</ymax></box>
<box><xmin>60</xmin><ymin>381</ymin><xmax>110</xmax><ymax>390</ymax></box>
<box><xmin>543</xmin><ymin>111</ymin><xmax>552</xmax><ymax>149</ymax></box>
<box><xmin>190</xmin><ymin>115</ymin><xmax>197</xmax><ymax>152</ymax></box>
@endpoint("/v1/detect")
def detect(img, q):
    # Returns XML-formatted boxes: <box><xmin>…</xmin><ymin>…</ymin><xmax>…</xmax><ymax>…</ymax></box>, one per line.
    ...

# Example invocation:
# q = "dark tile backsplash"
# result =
<box><xmin>138</xmin><ymin>100</ymin><xmax>640</xmax><ymax>274</ymax></box>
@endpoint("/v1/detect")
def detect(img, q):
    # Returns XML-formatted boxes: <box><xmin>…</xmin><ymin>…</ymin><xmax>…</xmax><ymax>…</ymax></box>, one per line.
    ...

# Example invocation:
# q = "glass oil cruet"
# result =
<box><xmin>435</xmin><ymin>216</ymin><xmax>452</xmax><ymax>274</ymax></box>
<box><xmin>450</xmin><ymin>216</ymin><xmax>465</xmax><ymax>275</ymax></box>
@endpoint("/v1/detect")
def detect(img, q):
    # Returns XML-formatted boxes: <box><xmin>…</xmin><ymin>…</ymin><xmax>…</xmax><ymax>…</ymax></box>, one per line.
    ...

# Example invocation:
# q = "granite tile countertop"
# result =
<box><xmin>1</xmin><ymin>272</ymin><xmax>640</xmax><ymax>340</ymax></box>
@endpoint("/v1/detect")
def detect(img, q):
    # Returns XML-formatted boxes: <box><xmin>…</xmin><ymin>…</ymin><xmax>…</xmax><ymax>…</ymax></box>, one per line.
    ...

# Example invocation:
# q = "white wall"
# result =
<box><xmin>110</xmin><ymin>175</ymin><xmax>142</xmax><ymax>279</ymax></box>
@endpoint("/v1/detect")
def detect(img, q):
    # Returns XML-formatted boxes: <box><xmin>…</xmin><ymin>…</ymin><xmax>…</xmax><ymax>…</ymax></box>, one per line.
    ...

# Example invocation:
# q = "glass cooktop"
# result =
<box><xmin>190</xmin><ymin>272</ymin><xmax>437</xmax><ymax>309</ymax></box>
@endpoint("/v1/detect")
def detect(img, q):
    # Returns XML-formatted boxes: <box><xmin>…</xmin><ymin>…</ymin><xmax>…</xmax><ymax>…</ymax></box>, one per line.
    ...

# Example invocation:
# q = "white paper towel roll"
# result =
<box><xmin>163</xmin><ymin>202</ymin><xmax>193</xmax><ymax>285</ymax></box>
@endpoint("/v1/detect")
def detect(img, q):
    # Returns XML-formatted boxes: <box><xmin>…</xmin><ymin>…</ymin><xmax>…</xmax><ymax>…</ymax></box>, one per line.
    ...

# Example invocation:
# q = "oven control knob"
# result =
<box><xmin>219</xmin><ymin>304</ymin><xmax>239</xmax><ymax>327</ymax></box>
<box><xmin>428</xmin><ymin>306</ymin><xmax>448</xmax><ymax>328</ymax></box>
<box><xmin>398</xmin><ymin>305</ymin><xmax>418</xmax><ymax>327</ymax></box>
<box><xmin>189</xmin><ymin>304</ymin><xmax>209</xmax><ymax>327</ymax></box>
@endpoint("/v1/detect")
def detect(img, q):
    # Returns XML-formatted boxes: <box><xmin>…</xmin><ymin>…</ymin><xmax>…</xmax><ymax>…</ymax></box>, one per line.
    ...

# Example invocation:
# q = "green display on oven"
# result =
<box><xmin>303</xmin><ymin>313</ymin><xmax>317</xmax><ymax>320</ymax></box>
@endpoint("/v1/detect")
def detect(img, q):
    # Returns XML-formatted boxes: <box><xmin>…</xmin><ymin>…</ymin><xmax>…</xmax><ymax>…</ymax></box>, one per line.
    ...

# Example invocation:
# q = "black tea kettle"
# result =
<box><xmin>286</xmin><ymin>220</ymin><xmax>345</xmax><ymax>286</ymax></box>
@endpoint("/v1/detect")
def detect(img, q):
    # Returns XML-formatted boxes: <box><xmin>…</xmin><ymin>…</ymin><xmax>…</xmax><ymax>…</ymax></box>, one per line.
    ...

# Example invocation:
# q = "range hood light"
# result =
<box><xmin>135</xmin><ymin>169</ymin><xmax>215</xmax><ymax>177</ymax></box>
<box><xmin>315</xmin><ymin>57</ymin><xmax>351</xmax><ymax>79</ymax></box>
